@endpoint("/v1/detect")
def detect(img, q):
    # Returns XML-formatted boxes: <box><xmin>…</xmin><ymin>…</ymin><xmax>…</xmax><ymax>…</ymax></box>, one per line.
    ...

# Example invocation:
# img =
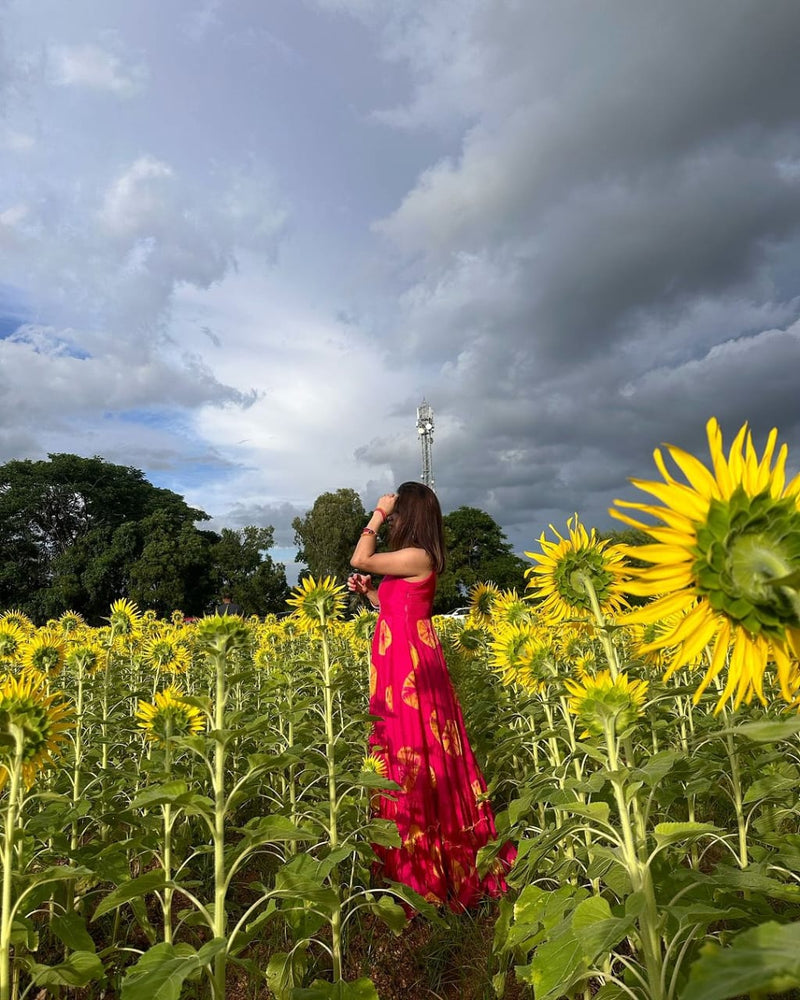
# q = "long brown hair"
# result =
<box><xmin>389</xmin><ymin>481</ymin><xmax>446</xmax><ymax>574</ymax></box>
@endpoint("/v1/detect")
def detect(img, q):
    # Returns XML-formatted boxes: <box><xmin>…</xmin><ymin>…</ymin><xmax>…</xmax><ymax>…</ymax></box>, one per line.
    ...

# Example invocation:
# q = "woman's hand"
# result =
<box><xmin>376</xmin><ymin>493</ymin><xmax>396</xmax><ymax>518</ymax></box>
<box><xmin>347</xmin><ymin>573</ymin><xmax>372</xmax><ymax>595</ymax></box>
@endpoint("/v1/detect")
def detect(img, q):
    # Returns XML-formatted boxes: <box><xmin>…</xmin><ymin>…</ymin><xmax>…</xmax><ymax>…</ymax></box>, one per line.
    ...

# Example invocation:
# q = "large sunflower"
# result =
<box><xmin>57</xmin><ymin>611</ymin><xmax>86</xmax><ymax>636</ymax></box>
<box><xmin>20</xmin><ymin>630</ymin><xmax>66</xmax><ymax>679</ymax></box>
<box><xmin>489</xmin><ymin>622</ymin><xmax>553</xmax><ymax>693</ymax></box>
<box><xmin>0</xmin><ymin>672</ymin><xmax>74</xmax><ymax>788</ymax></box>
<box><xmin>65</xmin><ymin>642</ymin><xmax>107</xmax><ymax>677</ymax></box>
<box><xmin>286</xmin><ymin>575</ymin><xmax>346</xmax><ymax>629</ymax></box>
<box><xmin>136</xmin><ymin>685</ymin><xmax>206</xmax><ymax>743</ymax></box>
<box><xmin>107</xmin><ymin>598</ymin><xmax>142</xmax><ymax>636</ymax></box>
<box><xmin>142</xmin><ymin>631</ymin><xmax>191</xmax><ymax>674</ymax></box>
<box><xmin>468</xmin><ymin>582</ymin><xmax>500</xmax><ymax>625</ymax></box>
<box><xmin>0</xmin><ymin>621</ymin><xmax>25</xmax><ymax>665</ymax></box>
<box><xmin>565</xmin><ymin>670</ymin><xmax>648</xmax><ymax>739</ymax></box>
<box><xmin>611</xmin><ymin>417</ymin><xmax>800</xmax><ymax>709</ymax></box>
<box><xmin>0</xmin><ymin>610</ymin><xmax>35</xmax><ymax>636</ymax></box>
<box><xmin>525</xmin><ymin>516</ymin><xmax>630</xmax><ymax>624</ymax></box>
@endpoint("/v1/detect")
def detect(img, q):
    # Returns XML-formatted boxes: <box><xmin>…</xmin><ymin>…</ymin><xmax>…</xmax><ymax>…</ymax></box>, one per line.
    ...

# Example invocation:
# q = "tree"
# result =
<box><xmin>435</xmin><ymin>506</ymin><xmax>530</xmax><ymax>612</ymax></box>
<box><xmin>127</xmin><ymin>510</ymin><xmax>217</xmax><ymax>617</ymax></box>
<box><xmin>293</xmin><ymin>489</ymin><xmax>367</xmax><ymax>582</ymax></box>
<box><xmin>0</xmin><ymin>454</ymin><xmax>213</xmax><ymax>621</ymax></box>
<box><xmin>210</xmin><ymin>526</ymin><xmax>290</xmax><ymax>616</ymax></box>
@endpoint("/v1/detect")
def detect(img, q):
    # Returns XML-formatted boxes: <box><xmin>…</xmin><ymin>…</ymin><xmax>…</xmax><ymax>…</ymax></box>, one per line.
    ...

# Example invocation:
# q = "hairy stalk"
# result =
<box><xmin>579</xmin><ymin>574</ymin><xmax>621</xmax><ymax>680</ymax></box>
<box><xmin>320</xmin><ymin>628</ymin><xmax>343</xmax><ymax>982</ymax></box>
<box><xmin>604</xmin><ymin>719</ymin><xmax>665</xmax><ymax>1000</ymax></box>
<box><xmin>212</xmin><ymin>649</ymin><xmax>228</xmax><ymax>999</ymax></box>
<box><xmin>0</xmin><ymin>732</ymin><xmax>24</xmax><ymax>1000</ymax></box>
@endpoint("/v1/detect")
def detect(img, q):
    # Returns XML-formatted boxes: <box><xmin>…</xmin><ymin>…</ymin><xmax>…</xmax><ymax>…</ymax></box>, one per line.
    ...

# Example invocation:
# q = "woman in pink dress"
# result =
<box><xmin>349</xmin><ymin>482</ymin><xmax>515</xmax><ymax>909</ymax></box>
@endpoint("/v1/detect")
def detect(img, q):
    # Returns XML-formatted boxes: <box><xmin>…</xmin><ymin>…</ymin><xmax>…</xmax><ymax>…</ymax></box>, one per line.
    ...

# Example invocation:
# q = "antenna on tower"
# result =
<box><xmin>416</xmin><ymin>399</ymin><xmax>435</xmax><ymax>491</ymax></box>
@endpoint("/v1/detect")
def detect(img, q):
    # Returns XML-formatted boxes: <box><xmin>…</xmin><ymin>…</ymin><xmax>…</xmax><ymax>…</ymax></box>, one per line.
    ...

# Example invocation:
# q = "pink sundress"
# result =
<box><xmin>368</xmin><ymin>572</ymin><xmax>516</xmax><ymax>908</ymax></box>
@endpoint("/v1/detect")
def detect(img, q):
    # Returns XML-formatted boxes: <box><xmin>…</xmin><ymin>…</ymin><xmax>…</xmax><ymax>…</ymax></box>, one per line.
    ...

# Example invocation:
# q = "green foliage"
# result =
<box><xmin>293</xmin><ymin>488</ymin><xmax>367</xmax><ymax>583</ymax></box>
<box><xmin>210</xmin><ymin>525</ymin><xmax>289</xmax><ymax>615</ymax></box>
<box><xmin>0</xmin><ymin>454</ymin><xmax>287</xmax><ymax>621</ymax></box>
<box><xmin>0</xmin><ymin>454</ymin><xmax>210</xmax><ymax>621</ymax></box>
<box><xmin>435</xmin><ymin>506</ymin><xmax>529</xmax><ymax>611</ymax></box>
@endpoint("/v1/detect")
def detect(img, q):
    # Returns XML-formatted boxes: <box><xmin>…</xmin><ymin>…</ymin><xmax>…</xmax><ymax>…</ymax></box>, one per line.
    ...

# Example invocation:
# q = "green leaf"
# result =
<box><xmin>132</xmin><ymin>780</ymin><xmax>189</xmax><ymax>809</ymax></box>
<box><xmin>710</xmin><ymin>864</ymin><xmax>800</xmax><ymax>903</ymax></box>
<box><xmin>743</xmin><ymin>772</ymin><xmax>797</xmax><ymax>804</ymax></box>
<box><xmin>556</xmin><ymin>800</ymin><xmax>611</xmax><ymax>825</ymax></box>
<box><xmin>241</xmin><ymin>815</ymin><xmax>315</xmax><ymax>844</ymax></box>
<box><xmin>120</xmin><ymin>941</ymin><xmax>222</xmax><ymax>1000</ymax></box>
<box><xmin>292</xmin><ymin>978</ymin><xmax>380</xmax><ymax>1000</ymax></box>
<box><xmin>266</xmin><ymin>948</ymin><xmax>308</xmax><ymax>1000</ymax></box>
<box><xmin>365</xmin><ymin>818</ymin><xmax>402</xmax><ymax>848</ymax></box>
<box><xmin>10</xmin><ymin>915</ymin><xmax>38</xmax><ymax>951</ymax></box>
<box><xmin>366</xmin><ymin>892</ymin><xmax>407</xmax><ymax>934</ymax></box>
<box><xmin>683</xmin><ymin>921</ymin><xmax>800</xmax><ymax>1000</ymax></box>
<box><xmin>50</xmin><ymin>912</ymin><xmax>96</xmax><ymax>953</ymax></box>
<box><xmin>24</xmin><ymin>864</ymin><xmax>94</xmax><ymax>888</ymax></box>
<box><xmin>93</xmin><ymin>870</ymin><xmax>169</xmax><ymax>921</ymax></box>
<box><xmin>634</xmin><ymin>749</ymin><xmax>683</xmax><ymax>786</ymax></box>
<box><xmin>30</xmin><ymin>951</ymin><xmax>105</xmax><ymax>988</ymax></box>
<box><xmin>653</xmin><ymin>822</ymin><xmax>721</xmax><ymax>847</ymax></box>
<box><xmin>571</xmin><ymin>896</ymin><xmax>633</xmax><ymax>961</ymax></box>
<box><xmin>728</xmin><ymin>717</ymin><xmax>800</xmax><ymax>743</ymax></box>
<box><xmin>527</xmin><ymin>927</ymin><xmax>587</xmax><ymax>1000</ymax></box>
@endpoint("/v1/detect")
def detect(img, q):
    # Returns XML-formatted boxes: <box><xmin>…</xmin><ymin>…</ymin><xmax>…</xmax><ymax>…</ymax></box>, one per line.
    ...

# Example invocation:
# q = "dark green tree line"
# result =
<box><xmin>0</xmin><ymin>454</ymin><xmax>288</xmax><ymax>622</ymax></box>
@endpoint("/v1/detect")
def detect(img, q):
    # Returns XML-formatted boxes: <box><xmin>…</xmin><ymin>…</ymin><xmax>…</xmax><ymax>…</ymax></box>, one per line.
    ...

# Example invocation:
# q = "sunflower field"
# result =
<box><xmin>2</xmin><ymin>417</ymin><xmax>800</xmax><ymax>1000</ymax></box>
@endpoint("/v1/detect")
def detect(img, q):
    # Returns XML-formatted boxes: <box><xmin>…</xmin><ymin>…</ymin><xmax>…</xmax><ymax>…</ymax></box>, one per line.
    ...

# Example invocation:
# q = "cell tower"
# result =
<box><xmin>416</xmin><ymin>398</ymin><xmax>435</xmax><ymax>491</ymax></box>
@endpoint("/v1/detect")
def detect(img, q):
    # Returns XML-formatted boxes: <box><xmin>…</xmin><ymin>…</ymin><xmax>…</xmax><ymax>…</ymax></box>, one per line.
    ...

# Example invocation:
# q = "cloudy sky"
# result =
<box><xmin>2</xmin><ymin>0</ymin><xmax>800</xmax><ymax>575</ymax></box>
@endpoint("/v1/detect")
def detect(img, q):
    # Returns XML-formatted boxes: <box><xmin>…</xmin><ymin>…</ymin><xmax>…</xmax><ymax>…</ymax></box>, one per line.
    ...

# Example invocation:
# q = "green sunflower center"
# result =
<box><xmin>693</xmin><ymin>487</ymin><xmax>800</xmax><ymax>636</ymax></box>
<box><xmin>1</xmin><ymin>698</ymin><xmax>52</xmax><ymax>763</ymax></box>
<box><xmin>554</xmin><ymin>547</ymin><xmax>615</xmax><ymax>612</ymax></box>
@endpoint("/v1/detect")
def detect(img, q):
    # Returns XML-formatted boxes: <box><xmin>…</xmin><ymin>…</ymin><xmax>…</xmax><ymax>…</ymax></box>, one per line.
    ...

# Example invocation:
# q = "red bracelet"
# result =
<box><xmin>375</xmin><ymin>507</ymin><xmax>388</xmax><ymax>522</ymax></box>
<box><xmin>361</xmin><ymin>527</ymin><xmax>376</xmax><ymax>536</ymax></box>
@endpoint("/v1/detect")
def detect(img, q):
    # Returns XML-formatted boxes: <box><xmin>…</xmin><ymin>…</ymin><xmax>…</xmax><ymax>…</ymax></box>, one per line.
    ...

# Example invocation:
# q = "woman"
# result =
<box><xmin>349</xmin><ymin>482</ymin><xmax>515</xmax><ymax>909</ymax></box>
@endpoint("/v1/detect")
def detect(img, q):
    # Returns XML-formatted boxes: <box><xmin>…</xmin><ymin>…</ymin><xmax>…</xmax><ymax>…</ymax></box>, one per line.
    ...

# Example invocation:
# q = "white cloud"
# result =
<box><xmin>99</xmin><ymin>157</ymin><xmax>175</xmax><ymax>237</ymax></box>
<box><xmin>0</xmin><ymin>204</ymin><xmax>28</xmax><ymax>227</ymax></box>
<box><xmin>49</xmin><ymin>42</ymin><xmax>147</xmax><ymax>96</ymax></box>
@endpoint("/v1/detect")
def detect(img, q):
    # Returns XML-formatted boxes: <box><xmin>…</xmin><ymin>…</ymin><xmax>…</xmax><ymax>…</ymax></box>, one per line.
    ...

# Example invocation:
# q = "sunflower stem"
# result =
<box><xmin>604</xmin><ymin>719</ymin><xmax>665</xmax><ymax>1000</ymax></box>
<box><xmin>580</xmin><ymin>575</ymin><xmax>621</xmax><ymax>681</ymax></box>
<box><xmin>212</xmin><ymin>649</ymin><xmax>228</xmax><ymax>999</ymax></box>
<box><xmin>321</xmin><ymin>628</ymin><xmax>343</xmax><ymax>982</ymax></box>
<box><xmin>0</xmin><ymin>732</ymin><xmax>24</xmax><ymax>1000</ymax></box>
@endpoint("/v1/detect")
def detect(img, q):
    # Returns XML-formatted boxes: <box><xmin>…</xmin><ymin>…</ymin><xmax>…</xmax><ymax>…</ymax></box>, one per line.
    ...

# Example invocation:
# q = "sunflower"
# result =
<box><xmin>108</xmin><ymin>598</ymin><xmax>142</xmax><ymax>636</ymax></box>
<box><xmin>451</xmin><ymin>623</ymin><xmax>488</xmax><ymax>657</ymax></box>
<box><xmin>611</xmin><ymin>417</ymin><xmax>800</xmax><ymax>709</ymax></box>
<box><xmin>0</xmin><ymin>610</ymin><xmax>35</xmax><ymax>636</ymax></box>
<box><xmin>492</xmin><ymin>589</ymin><xmax>534</xmax><ymax>627</ymax></box>
<box><xmin>57</xmin><ymin>611</ymin><xmax>86</xmax><ymax>636</ymax></box>
<box><xmin>193</xmin><ymin>614</ymin><xmax>252</xmax><ymax>656</ymax></box>
<box><xmin>489</xmin><ymin>622</ymin><xmax>553</xmax><ymax>693</ymax></box>
<box><xmin>564</xmin><ymin>670</ymin><xmax>648</xmax><ymax>739</ymax></box>
<box><xmin>468</xmin><ymin>582</ymin><xmax>500</xmax><ymax>624</ymax></box>
<box><xmin>573</xmin><ymin>650</ymin><xmax>597</xmax><ymax>682</ymax></box>
<box><xmin>142</xmin><ymin>631</ymin><xmax>191</xmax><ymax>674</ymax></box>
<box><xmin>136</xmin><ymin>685</ymin><xmax>206</xmax><ymax>742</ymax></box>
<box><xmin>0</xmin><ymin>672</ymin><xmax>74</xmax><ymax>788</ymax></box>
<box><xmin>347</xmin><ymin>609</ymin><xmax>377</xmax><ymax>656</ymax></box>
<box><xmin>286</xmin><ymin>575</ymin><xmax>346</xmax><ymax>628</ymax></box>
<box><xmin>525</xmin><ymin>516</ymin><xmax>630</xmax><ymax>625</ymax></box>
<box><xmin>65</xmin><ymin>642</ymin><xmax>106</xmax><ymax>676</ymax></box>
<box><xmin>20</xmin><ymin>630</ymin><xmax>66</xmax><ymax>679</ymax></box>
<box><xmin>0</xmin><ymin>621</ymin><xmax>25</xmax><ymax>665</ymax></box>
<box><xmin>253</xmin><ymin>624</ymin><xmax>283</xmax><ymax>670</ymax></box>
<box><xmin>361</xmin><ymin>752</ymin><xmax>389</xmax><ymax>778</ymax></box>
